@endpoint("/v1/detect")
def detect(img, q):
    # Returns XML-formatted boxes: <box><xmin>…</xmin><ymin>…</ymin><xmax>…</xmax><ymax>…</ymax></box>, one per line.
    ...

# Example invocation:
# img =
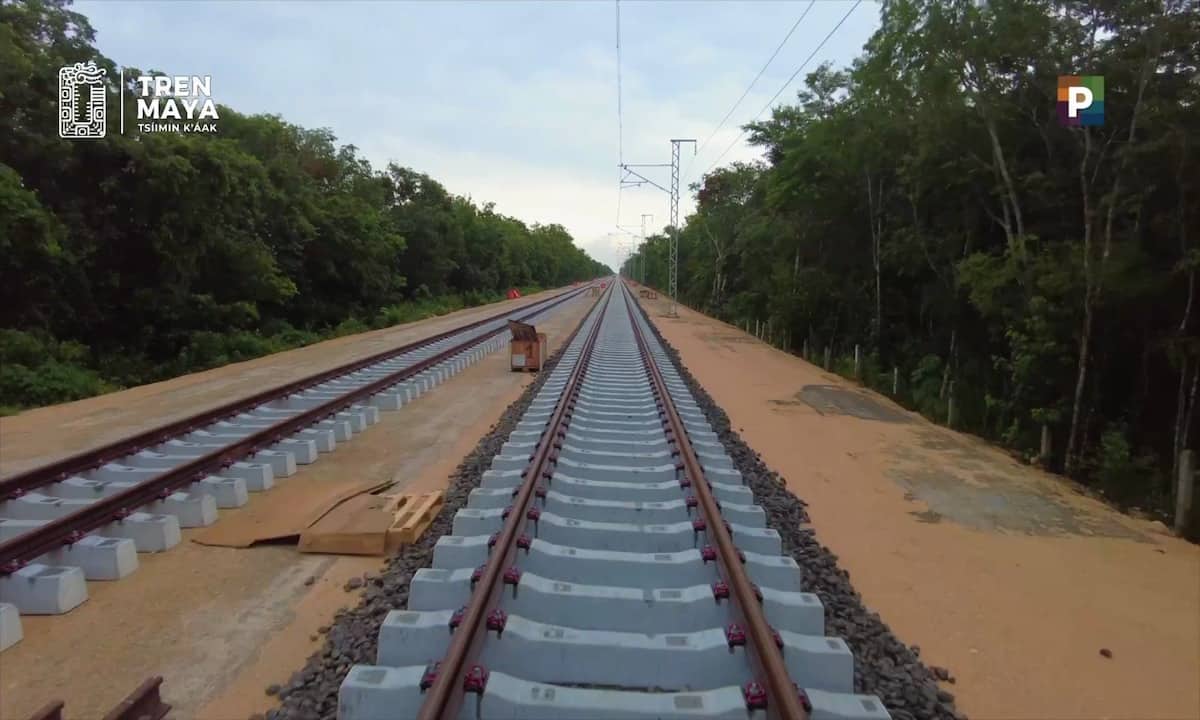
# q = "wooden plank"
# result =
<box><xmin>297</xmin><ymin>494</ymin><xmax>392</xmax><ymax>555</ymax></box>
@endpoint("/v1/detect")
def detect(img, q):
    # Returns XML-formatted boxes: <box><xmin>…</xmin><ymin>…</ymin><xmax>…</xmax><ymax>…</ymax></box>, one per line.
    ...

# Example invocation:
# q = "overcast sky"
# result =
<box><xmin>77</xmin><ymin>0</ymin><xmax>880</xmax><ymax>270</ymax></box>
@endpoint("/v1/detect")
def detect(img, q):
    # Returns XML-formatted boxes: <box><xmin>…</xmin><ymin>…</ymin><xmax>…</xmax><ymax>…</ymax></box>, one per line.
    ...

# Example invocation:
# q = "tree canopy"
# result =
<box><xmin>624</xmin><ymin>0</ymin><xmax>1198</xmax><ymax>510</ymax></box>
<box><xmin>0</xmin><ymin>0</ymin><xmax>608</xmax><ymax>411</ymax></box>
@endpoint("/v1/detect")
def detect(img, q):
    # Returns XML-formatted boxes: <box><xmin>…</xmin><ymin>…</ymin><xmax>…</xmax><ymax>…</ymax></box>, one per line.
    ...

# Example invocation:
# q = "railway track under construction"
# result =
<box><xmin>0</xmin><ymin>285</ymin><xmax>593</xmax><ymax>646</ymax></box>
<box><xmin>336</xmin><ymin>280</ymin><xmax>889</xmax><ymax>720</ymax></box>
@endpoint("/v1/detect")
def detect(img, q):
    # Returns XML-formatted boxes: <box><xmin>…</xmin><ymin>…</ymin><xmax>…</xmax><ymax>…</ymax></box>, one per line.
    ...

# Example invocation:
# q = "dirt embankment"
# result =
<box><xmin>634</xmin><ymin>292</ymin><xmax>1200</xmax><ymax>720</ymax></box>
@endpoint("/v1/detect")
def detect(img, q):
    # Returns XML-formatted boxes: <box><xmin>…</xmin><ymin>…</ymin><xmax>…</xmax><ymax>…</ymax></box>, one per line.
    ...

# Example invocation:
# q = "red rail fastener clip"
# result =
<box><xmin>685</xmin><ymin>495</ymin><xmax>698</xmax><ymax>510</ymax></box>
<box><xmin>534</xmin><ymin>485</ymin><xmax>547</xmax><ymax>499</ymax></box>
<box><xmin>463</xmin><ymin>665</ymin><xmax>489</xmax><ymax>694</ymax></box>
<box><xmin>679</xmin><ymin>476</ymin><xmax>692</xmax><ymax>489</ymax></box>
<box><xmin>692</xmin><ymin>518</ymin><xmax>707</xmax><ymax>532</ymax></box>
<box><xmin>486</xmin><ymin>609</ymin><xmax>508</xmax><ymax>635</ymax></box>
<box><xmin>65</xmin><ymin>530</ymin><xmax>85</xmax><ymax>545</ymax></box>
<box><xmin>737</xmin><ymin>549</ymin><xmax>746</xmax><ymax>564</ymax></box>
<box><xmin>1</xmin><ymin>560</ymin><xmax>25</xmax><ymax>575</ymax></box>
<box><xmin>526</xmin><ymin>507</ymin><xmax>541</xmax><ymax>521</ymax></box>
<box><xmin>675</xmin><ymin>462</ymin><xmax>686</xmax><ymax>472</ymax></box>
<box><xmin>701</xmin><ymin>545</ymin><xmax>717</xmax><ymax>563</ymax></box>
<box><xmin>752</xmin><ymin>583</ymin><xmax>763</xmax><ymax>602</ymax></box>
<box><xmin>725</xmin><ymin>623</ymin><xmax>747</xmax><ymax>648</ymax></box>
<box><xmin>488</xmin><ymin>532</ymin><xmax>500</xmax><ymax>549</ymax></box>
<box><xmin>449</xmin><ymin>606</ymin><xmax>466</xmax><ymax>630</ymax></box>
<box><xmin>711</xmin><ymin>580</ymin><xmax>730</xmax><ymax>601</ymax></box>
<box><xmin>502</xmin><ymin>566</ymin><xmax>522</xmax><ymax>586</ymax></box>
<box><xmin>771</xmin><ymin>627</ymin><xmax>784</xmax><ymax>649</ymax></box>
<box><xmin>516</xmin><ymin>534</ymin><xmax>532</xmax><ymax>550</ymax></box>
<box><xmin>795</xmin><ymin>685</ymin><xmax>813</xmax><ymax>713</ymax></box>
<box><xmin>470</xmin><ymin>565</ymin><xmax>486</xmax><ymax>588</ymax></box>
<box><xmin>501</xmin><ymin>505</ymin><xmax>513</xmax><ymax>519</ymax></box>
<box><xmin>743</xmin><ymin>681</ymin><xmax>768</xmax><ymax>710</ymax></box>
<box><xmin>420</xmin><ymin>661</ymin><xmax>441</xmax><ymax>691</ymax></box>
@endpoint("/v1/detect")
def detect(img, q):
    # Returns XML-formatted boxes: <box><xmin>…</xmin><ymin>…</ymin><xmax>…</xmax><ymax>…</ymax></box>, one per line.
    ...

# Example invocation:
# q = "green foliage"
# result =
<box><xmin>0</xmin><ymin>330</ymin><xmax>115</xmax><ymax>406</ymax></box>
<box><xmin>0</xmin><ymin>0</ymin><xmax>608</xmax><ymax>413</ymax></box>
<box><xmin>1088</xmin><ymin>425</ymin><xmax>1160</xmax><ymax>508</ymax></box>
<box><xmin>622</xmin><ymin>0</ymin><xmax>1199</xmax><ymax>510</ymax></box>
<box><xmin>909</xmin><ymin>355</ymin><xmax>948</xmax><ymax>422</ymax></box>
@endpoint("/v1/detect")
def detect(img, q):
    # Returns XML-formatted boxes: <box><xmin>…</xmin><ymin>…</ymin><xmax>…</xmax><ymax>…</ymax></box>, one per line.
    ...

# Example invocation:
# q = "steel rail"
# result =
<box><xmin>0</xmin><ymin>285</ymin><xmax>588</xmax><ymax>498</ymax></box>
<box><xmin>0</xmin><ymin>286</ymin><xmax>592</xmax><ymax>573</ymax></box>
<box><xmin>623</xmin><ymin>280</ymin><xmax>807</xmax><ymax>719</ymax></box>
<box><xmin>413</xmin><ymin>282</ymin><xmax>613</xmax><ymax>720</ymax></box>
<box><xmin>27</xmin><ymin>676</ymin><xmax>169</xmax><ymax>720</ymax></box>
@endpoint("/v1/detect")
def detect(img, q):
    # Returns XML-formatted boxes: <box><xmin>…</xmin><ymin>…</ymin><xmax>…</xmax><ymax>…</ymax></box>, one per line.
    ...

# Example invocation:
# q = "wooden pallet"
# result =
<box><xmin>385</xmin><ymin>491</ymin><xmax>445</xmax><ymax>547</ymax></box>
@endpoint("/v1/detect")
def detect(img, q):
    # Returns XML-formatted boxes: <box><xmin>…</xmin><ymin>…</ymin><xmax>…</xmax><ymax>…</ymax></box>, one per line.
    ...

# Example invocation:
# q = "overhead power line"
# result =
<box><xmin>616</xmin><ymin>0</ymin><xmax>624</xmax><ymax>167</ymax></box>
<box><xmin>614</xmin><ymin>0</ymin><xmax>624</xmax><ymax>232</ymax></box>
<box><xmin>699</xmin><ymin>0</ymin><xmax>863</xmax><ymax>179</ymax></box>
<box><xmin>690</xmin><ymin>1</ymin><xmax>816</xmax><ymax>166</ymax></box>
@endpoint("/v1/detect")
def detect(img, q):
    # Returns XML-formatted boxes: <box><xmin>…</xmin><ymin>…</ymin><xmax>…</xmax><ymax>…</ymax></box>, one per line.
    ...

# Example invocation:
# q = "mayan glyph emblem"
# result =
<box><xmin>59</xmin><ymin>61</ymin><xmax>108</xmax><ymax>139</ymax></box>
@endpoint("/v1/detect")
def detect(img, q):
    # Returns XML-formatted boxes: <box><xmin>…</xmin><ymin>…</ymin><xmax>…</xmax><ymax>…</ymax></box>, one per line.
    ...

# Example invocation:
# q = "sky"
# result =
<box><xmin>77</xmin><ymin>0</ymin><xmax>881</xmax><ymax>271</ymax></box>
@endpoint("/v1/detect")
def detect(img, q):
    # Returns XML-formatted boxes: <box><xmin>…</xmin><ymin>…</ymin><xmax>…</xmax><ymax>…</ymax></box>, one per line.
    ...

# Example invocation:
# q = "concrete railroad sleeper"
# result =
<box><xmin>0</xmin><ymin>285</ymin><xmax>594</xmax><ymax>645</ymax></box>
<box><xmin>338</xmin><ymin>280</ymin><xmax>889</xmax><ymax>720</ymax></box>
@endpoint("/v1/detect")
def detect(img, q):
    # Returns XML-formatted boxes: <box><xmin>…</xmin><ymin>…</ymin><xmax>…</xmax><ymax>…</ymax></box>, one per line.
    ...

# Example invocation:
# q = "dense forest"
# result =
<box><xmin>0</xmin><ymin>0</ymin><xmax>608</xmax><ymax>412</ymax></box>
<box><xmin>624</xmin><ymin>0</ymin><xmax>1199</xmax><ymax>511</ymax></box>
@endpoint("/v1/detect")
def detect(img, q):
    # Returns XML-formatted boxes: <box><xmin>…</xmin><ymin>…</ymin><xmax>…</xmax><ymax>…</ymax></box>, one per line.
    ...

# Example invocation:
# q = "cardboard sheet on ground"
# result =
<box><xmin>296</xmin><ymin>494</ymin><xmax>394</xmax><ymax>555</ymax></box>
<box><xmin>192</xmin><ymin>475</ymin><xmax>392</xmax><ymax>548</ymax></box>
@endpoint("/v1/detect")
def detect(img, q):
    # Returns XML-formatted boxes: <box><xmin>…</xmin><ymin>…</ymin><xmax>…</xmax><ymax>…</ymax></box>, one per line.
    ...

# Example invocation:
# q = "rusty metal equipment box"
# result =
<box><xmin>508</xmin><ymin>321</ymin><xmax>547</xmax><ymax>372</ymax></box>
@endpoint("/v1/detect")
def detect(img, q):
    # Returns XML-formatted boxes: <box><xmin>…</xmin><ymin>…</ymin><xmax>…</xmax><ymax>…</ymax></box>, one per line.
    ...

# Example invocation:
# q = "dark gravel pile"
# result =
<box><xmin>270</xmin><ymin>305</ymin><xmax>962</xmax><ymax>720</ymax></box>
<box><xmin>267</xmin><ymin>345</ymin><xmax>574</xmax><ymax>720</ymax></box>
<box><xmin>639</xmin><ymin>314</ymin><xmax>964</xmax><ymax>720</ymax></box>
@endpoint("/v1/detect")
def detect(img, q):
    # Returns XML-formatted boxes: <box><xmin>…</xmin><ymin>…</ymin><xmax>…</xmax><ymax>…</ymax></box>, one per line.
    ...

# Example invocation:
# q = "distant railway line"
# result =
<box><xmin>0</xmin><ymin>286</ymin><xmax>592</xmax><ymax>644</ymax></box>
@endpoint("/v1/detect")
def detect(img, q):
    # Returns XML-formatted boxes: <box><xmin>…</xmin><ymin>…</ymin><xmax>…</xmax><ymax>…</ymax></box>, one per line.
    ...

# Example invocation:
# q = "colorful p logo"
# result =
<box><xmin>1058</xmin><ymin>76</ymin><xmax>1104</xmax><ymax>127</ymax></box>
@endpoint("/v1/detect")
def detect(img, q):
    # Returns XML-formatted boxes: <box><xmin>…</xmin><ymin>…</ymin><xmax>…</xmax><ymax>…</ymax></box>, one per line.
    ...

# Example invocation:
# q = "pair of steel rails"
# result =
<box><xmin>411</xmin><ymin>280</ymin><xmax>809</xmax><ymax>720</ymax></box>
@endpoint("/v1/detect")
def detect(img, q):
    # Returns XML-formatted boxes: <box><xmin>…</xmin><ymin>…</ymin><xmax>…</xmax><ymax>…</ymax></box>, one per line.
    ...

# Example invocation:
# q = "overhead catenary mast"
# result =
<box><xmin>639</xmin><ymin>213</ymin><xmax>653</xmax><ymax>283</ymax></box>
<box><xmin>619</xmin><ymin>139</ymin><xmax>694</xmax><ymax>316</ymax></box>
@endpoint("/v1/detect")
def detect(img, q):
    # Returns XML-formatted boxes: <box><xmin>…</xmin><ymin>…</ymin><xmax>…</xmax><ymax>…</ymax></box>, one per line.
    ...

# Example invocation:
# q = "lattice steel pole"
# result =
<box><xmin>640</xmin><ymin>213</ymin><xmax>653</xmax><ymax>284</ymax></box>
<box><xmin>668</xmin><ymin>139</ymin><xmax>695</xmax><ymax>317</ymax></box>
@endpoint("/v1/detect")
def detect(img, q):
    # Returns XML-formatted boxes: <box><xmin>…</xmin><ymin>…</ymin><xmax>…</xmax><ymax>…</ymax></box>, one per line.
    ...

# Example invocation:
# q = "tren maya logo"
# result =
<box><xmin>59</xmin><ymin>61</ymin><xmax>107</xmax><ymax>139</ymax></box>
<box><xmin>57</xmin><ymin>61</ymin><xmax>220</xmax><ymax>139</ymax></box>
<box><xmin>1058</xmin><ymin>75</ymin><xmax>1104</xmax><ymax>127</ymax></box>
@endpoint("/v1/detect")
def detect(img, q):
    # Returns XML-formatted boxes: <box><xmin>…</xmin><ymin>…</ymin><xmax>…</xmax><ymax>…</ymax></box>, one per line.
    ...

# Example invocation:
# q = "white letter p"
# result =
<box><xmin>1068</xmin><ymin>86</ymin><xmax>1093</xmax><ymax>118</ymax></box>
